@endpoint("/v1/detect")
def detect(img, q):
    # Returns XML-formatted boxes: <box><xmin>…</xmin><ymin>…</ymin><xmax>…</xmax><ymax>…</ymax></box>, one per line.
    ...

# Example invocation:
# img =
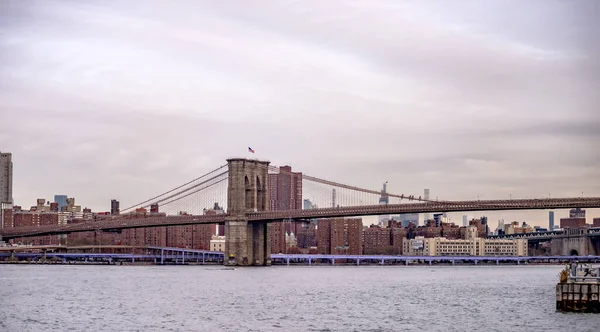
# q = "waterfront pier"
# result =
<box><xmin>556</xmin><ymin>264</ymin><xmax>600</xmax><ymax>313</ymax></box>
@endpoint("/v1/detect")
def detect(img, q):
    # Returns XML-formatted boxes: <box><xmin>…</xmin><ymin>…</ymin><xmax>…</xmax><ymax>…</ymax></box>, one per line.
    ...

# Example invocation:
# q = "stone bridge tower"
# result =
<box><xmin>224</xmin><ymin>158</ymin><xmax>271</xmax><ymax>266</ymax></box>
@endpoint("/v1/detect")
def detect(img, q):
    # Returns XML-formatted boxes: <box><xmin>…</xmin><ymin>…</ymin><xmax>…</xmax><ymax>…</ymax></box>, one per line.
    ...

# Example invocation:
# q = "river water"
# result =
<box><xmin>0</xmin><ymin>265</ymin><xmax>596</xmax><ymax>331</ymax></box>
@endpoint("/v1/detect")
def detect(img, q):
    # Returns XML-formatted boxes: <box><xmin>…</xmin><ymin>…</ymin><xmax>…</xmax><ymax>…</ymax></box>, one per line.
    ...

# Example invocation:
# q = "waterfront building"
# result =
<box><xmin>403</xmin><ymin>232</ymin><xmax>528</xmax><ymax>256</ymax></box>
<box><xmin>210</xmin><ymin>235</ymin><xmax>226</xmax><ymax>252</ymax></box>
<box><xmin>363</xmin><ymin>226</ymin><xmax>391</xmax><ymax>254</ymax></box>
<box><xmin>317</xmin><ymin>218</ymin><xmax>363</xmax><ymax>255</ymax></box>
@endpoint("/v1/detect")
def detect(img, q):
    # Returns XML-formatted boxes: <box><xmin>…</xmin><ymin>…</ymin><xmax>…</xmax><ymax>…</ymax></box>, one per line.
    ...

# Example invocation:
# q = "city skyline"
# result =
<box><xmin>0</xmin><ymin>1</ymin><xmax>598</xmax><ymax>226</ymax></box>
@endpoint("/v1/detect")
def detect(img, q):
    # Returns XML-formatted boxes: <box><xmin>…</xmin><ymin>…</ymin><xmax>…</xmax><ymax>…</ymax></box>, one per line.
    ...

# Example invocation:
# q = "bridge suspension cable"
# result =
<box><xmin>136</xmin><ymin>171</ymin><xmax>228</xmax><ymax>209</ymax></box>
<box><xmin>159</xmin><ymin>176</ymin><xmax>228</xmax><ymax>208</ymax></box>
<box><xmin>120</xmin><ymin>164</ymin><xmax>228</xmax><ymax>213</ymax></box>
<box><xmin>268</xmin><ymin>165</ymin><xmax>440</xmax><ymax>204</ymax></box>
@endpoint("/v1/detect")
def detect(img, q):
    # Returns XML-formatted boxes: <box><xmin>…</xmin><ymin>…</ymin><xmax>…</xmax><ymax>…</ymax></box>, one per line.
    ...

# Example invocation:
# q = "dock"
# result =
<box><xmin>556</xmin><ymin>263</ymin><xmax>600</xmax><ymax>313</ymax></box>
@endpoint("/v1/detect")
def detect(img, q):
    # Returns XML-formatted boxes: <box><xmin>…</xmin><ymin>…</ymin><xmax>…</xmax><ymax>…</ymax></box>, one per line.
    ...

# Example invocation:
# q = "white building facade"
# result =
<box><xmin>403</xmin><ymin>234</ymin><xmax>528</xmax><ymax>257</ymax></box>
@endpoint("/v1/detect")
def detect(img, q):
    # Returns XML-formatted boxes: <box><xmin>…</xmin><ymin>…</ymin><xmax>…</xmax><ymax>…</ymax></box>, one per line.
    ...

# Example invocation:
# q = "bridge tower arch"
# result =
<box><xmin>551</xmin><ymin>228</ymin><xmax>592</xmax><ymax>256</ymax></box>
<box><xmin>225</xmin><ymin>158</ymin><xmax>271</xmax><ymax>266</ymax></box>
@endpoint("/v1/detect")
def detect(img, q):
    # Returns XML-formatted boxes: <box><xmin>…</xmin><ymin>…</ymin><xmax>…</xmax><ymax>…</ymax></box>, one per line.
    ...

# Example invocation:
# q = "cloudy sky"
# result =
<box><xmin>1</xmin><ymin>0</ymin><xmax>598</xmax><ymax>226</ymax></box>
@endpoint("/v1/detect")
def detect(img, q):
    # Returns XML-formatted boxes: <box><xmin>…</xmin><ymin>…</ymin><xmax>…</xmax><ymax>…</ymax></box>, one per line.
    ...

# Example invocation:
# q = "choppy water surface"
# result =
<box><xmin>0</xmin><ymin>265</ymin><xmax>596</xmax><ymax>331</ymax></box>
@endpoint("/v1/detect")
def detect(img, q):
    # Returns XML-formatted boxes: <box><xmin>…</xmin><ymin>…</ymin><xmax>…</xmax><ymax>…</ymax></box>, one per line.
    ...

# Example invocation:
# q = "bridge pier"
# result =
<box><xmin>224</xmin><ymin>219</ymin><xmax>270</xmax><ymax>266</ymax></box>
<box><xmin>223</xmin><ymin>158</ymin><xmax>271</xmax><ymax>266</ymax></box>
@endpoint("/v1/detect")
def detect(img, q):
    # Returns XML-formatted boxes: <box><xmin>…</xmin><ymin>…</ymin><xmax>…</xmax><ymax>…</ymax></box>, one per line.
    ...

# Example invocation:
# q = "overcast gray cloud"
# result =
<box><xmin>1</xmin><ymin>0</ymin><xmax>598</xmax><ymax>226</ymax></box>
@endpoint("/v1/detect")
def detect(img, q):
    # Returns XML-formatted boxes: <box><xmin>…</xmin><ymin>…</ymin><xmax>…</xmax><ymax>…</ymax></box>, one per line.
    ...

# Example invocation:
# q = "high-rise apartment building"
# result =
<box><xmin>317</xmin><ymin>218</ymin><xmax>363</xmax><ymax>255</ymax></box>
<box><xmin>549</xmin><ymin>211</ymin><xmax>555</xmax><ymax>230</ymax></box>
<box><xmin>0</xmin><ymin>152</ymin><xmax>13</xmax><ymax>204</ymax></box>
<box><xmin>268</xmin><ymin>165</ymin><xmax>302</xmax><ymax>211</ymax></box>
<box><xmin>268</xmin><ymin>166</ymin><xmax>303</xmax><ymax>253</ymax></box>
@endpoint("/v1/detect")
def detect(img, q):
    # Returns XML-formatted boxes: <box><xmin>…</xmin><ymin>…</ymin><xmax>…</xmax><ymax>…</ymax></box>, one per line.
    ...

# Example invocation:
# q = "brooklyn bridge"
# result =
<box><xmin>1</xmin><ymin>158</ymin><xmax>599</xmax><ymax>266</ymax></box>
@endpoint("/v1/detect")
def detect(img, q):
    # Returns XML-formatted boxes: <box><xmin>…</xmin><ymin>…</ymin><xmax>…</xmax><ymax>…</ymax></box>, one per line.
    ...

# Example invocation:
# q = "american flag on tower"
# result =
<box><xmin>248</xmin><ymin>147</ymin><xmax>255</xmax><ymax>153</ymax></box>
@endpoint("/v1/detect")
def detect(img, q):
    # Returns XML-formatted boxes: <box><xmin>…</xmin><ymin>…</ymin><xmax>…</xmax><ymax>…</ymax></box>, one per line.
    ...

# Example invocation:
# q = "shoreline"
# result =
<box><xmin>0</xmin><ymin>260</ymin><xmax>576</xmax><ymax>267</ymax></box>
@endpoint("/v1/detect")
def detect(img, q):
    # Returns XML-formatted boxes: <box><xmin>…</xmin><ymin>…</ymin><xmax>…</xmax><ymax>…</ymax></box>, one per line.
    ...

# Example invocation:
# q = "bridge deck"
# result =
<box><xmin>1</xmin><ymin>197</ymin><xmax>599</xmax><ymax>239</ymax></box>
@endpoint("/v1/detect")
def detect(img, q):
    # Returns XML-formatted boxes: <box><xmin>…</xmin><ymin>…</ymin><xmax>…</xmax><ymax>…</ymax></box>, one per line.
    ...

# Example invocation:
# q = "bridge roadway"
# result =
<box><xmin>2</xmin><ymin>197</ymin><xmax>600</xmax><ymax>239</ymax></box>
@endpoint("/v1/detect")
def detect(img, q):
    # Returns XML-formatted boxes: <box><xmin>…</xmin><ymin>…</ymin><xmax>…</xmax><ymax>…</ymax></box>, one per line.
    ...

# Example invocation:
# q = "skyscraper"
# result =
<box><xmin>268</xmin><ymin>165</ymin><xmax>303</xmax><ymax>253</ymax></box>
<box><xmin>303</xmin><ymin>199</ymin><xmax>315</xmax><ymax>210</ymax></box>
<box><xmin>423</xmin><ymin>188</ymin><xmax>430</xmax><ymax>222</ymax></box>
<box><xmin>399</xmin><ymin>213</ymin><xmax>419</xmax><ymax>227</ymax></box>
<box><xmin>462</xmin><ymin>215</ymin><xmax>468</xmax><ymax>227</ymax></box>
<box><xmin>303</xmin><ymin>199</ymin><xmax>317</xmax><ymax>226</ymax></box>
<box><xmin>111</xmin><ymin>199</ymin><xmax>120</xmax><ymax>215</ymax></box>
<box><xmin>0</xmin><ymin>152</ymin><xmax>13</xmax><ymax>204</ymax></box>
<box><xmin>54</xmin><ymin>195</ymin><xmax>68</xmax><ymax>211</ymax></box>
<box><xmin>378</xmin><ymin>182</ymin><xmax>390</xmax><ymax>227</ymax></box>
<box><xmin>549</xmin><ymin>211</ymin><xmax>555</xmax><ymax>230</ymax></box>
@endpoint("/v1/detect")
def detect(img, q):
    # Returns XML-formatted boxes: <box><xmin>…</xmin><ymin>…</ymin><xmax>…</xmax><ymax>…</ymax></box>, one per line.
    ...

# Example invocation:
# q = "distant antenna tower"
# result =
<box><xmin>332</xmin><ymin>188</ymin><xmax>336</xmax><ymax>208</ymax></box>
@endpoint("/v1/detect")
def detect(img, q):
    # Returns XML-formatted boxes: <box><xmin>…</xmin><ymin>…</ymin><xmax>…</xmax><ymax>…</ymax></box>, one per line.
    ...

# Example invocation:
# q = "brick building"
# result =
<box><xmin>268</xmin><ymin>166</ymin><xmax>303</xmax><ymax>253</ymax></box>
<box><xmin>560</xmin><ymin>217</ymin><xmax>587</xmax><ymax>229</ymax></box>
<box><xmin>270</xmin><ymin>222</ymin><xmax>287</xmax><ymax>254</ymax></box>
<box><xmin>441</xmin><ymin>224</ymin><xmax>461</xmax><ymax>239</ymax></box>
<box><xmin>594</xmin><ymin>218</ymin><xmax>600</xmax><ymax>228</ymax></box>
<box><xmin>469</xmin><ymin>218</ymin><xmax>489</xmax><ymax>237</ymax></box>
<box><xmin>2</xmin><ymin>207</ymin><xmax>13</xmax><ymax>228</ymax></box>
<box><xmin>391</xmin><ymin>228</ymin><xmax>406</xmax><ymax>254</ymax></box>
<box><xmin>318</xmin><ymin>218</ymin><xmax>363</xmax><ymax>255</ymax></box>
<box><xmin>268</xmin><ymin>166</ymin><xmax>302</xmax><ymax>212</ymax></box>
<box><xmin>296</xmin><ymin>221</ymin><xmax>317</xmax><ymax>249</ymax></box>
<box><xmin>363</xmin><ymin>226</ymin><xmax>391</xmax><ymax>255</ymax></box>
